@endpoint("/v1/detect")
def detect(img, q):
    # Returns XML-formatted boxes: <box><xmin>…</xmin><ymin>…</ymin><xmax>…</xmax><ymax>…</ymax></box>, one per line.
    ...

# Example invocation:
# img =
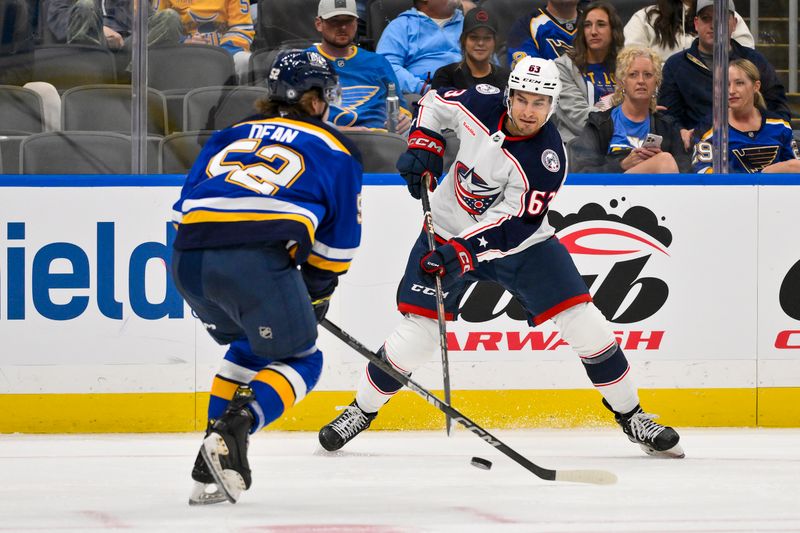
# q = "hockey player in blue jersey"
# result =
<box><xmin>319</xmin><ymin>56</ymin><xmax>685</xmax><ymax>460</ymax></box>
<box><xmin>172</xmin><ymin>49</ymin><xmax>363</xmax><ymax>505</ymax></box>
<box><xmin>507</xmin><ymin>0</ymin><xmax>579</xmax><ymax>67</ymax></box>
<box><xmin>692</xmin><ymin>59</ymin><xmax>800</xmax><ymax>174</ymax></box>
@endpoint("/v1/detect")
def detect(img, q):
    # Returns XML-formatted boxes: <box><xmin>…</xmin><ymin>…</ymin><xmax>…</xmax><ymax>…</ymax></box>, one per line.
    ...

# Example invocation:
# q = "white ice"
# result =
<box><xmin>1</xmin><ymin>428</ymin><xmax>799</xmax><ymax>532</ymax></box>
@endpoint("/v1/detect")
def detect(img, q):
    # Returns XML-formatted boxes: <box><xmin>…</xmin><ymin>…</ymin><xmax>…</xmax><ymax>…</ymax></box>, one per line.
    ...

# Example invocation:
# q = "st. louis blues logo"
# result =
<box><xmin>454</xmin><ymin>161</ymin><xmax>501</xmax><ymax>218</ymax></box>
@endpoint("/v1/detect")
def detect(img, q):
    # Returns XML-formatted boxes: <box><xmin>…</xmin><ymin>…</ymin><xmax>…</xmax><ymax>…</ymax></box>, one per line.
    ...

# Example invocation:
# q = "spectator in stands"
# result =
<box><xmin>659</xmin><ymin>0</ymin><xmax>790</xmax><ymax>150</ymax></box>
<box><xmin>624</xmin><ymin>0</ymin><xmax>753</xmax><ymax>61</ymax></box>
<box><xmin>376</xmin><ymin>0</ymin><xmax>463</xmax><ymax>94</ymax></box>
<box><xmin>554</xmin><ymin>1</ymin><xmax>623</xmax><ymax>145</ymax></box>
<box><xmin>691</xmin><ymin>59</ymin><xmax>800</xmax><ymax>174</ymax></box>
<box><xmin>570</xmin><ymin>46</ymin><xmax>690</xmax><ymax>174</ymax></box>
<box><xmin>431</xmin><ymin>7</ymin><xmax>510</xmax><ymax>90</ymax></box>
<box><xmin>310</xmin><ymin>0</ymin><xmax>411</xmax><ymax>133</ymax></box>
<box><xmin>506</xmin><ymin>0</ymin><xmax>579</xmax><ymax>67</ymax></box>
<box><xmin>154</xmin><ymin>0</ymin><xmax>255</xmax><ymax>82</ymax></box>
<box><xmin>47</xmin><ymin>0</ymin><xmax>182</xmax><ymax>51</ymax></box>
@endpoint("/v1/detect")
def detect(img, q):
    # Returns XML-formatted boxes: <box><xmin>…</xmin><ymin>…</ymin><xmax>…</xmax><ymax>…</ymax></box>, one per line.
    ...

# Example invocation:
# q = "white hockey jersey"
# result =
<box><xmin>415</xmin><ymin>85</ymin><xmax>568</xmax><ymax>262</ymax></box>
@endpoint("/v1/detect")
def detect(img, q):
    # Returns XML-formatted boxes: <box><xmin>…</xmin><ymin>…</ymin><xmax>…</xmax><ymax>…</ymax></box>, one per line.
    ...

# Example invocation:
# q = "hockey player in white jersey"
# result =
<box><xmin>319</xmin><ymin>56</ymin><xmax>685</xmax><ymax>459</ymax></box>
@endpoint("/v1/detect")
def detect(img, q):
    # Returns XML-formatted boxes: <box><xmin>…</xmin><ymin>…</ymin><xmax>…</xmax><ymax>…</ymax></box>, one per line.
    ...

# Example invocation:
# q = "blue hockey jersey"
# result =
<box><xmin>172</xmin><ymin>115</ymin><xmax>363</xmax><ymax>276</ymax></box>
<box><xmin>692</xmin><ymin>115</ymin><xmax>800</xmax><ymax>173</ymax></box>
<box><xmin>414</xmin><ymin>85</ymin><xmax>567</xmax><ymax>261</ymax></box>
<box><xmin>507</xmin><ymin>8</ymin><xmax>576</xmax><ymax>67</ymax></box>
<box><xmin>309</xmin><ymin>44</ymin><xmax>410</xmax><ymax>129</ymax></box>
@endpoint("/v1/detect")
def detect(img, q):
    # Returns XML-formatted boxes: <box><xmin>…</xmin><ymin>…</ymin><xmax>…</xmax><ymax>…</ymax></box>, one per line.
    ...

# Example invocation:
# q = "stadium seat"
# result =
<box><xmin>159</xmin><ymin>130</ymin><xmax>214</xmax><ymax>174</ymax></box>
<box><xmin>343</xmin><ymin>130</ymin><xmax>407</xmax><ymax>173</ymax></box>
<box><xmin>183</xmin><ymin>86</ymin><xmax>269</xmax><ymax>131</ymax></box>
<box><xmin>20</xmin><ymin>131</ymin><xmax>159</xmax><ymax>173</ymax></box>
<box><xmin>255</xmin><ymin>0</ymin><xmax>319</xmax><ymax>50</ymax></box>
<box><xmin>32</xmin><ymin>45</ymin><xmax>117</xmax><ymax>92</ymax></box>
<box><xmin>0</xmin><ymin>85</ymin><xmax>45</xmax><ymax>133</ymax></box>
<box><xmin>0</xmin><ymin>134</ymin><xmax>25</xmax><ymax>174</ymax></box>
<box><xmin>61</xmin><ymin>84</ymin><xmax>168</xmax><ymax>135</ymax></box>
<box><xmin>248</xmin><ymin>48</ymin><xmax>281</xmax><ymax>85</ymax></box>
<box><xmin>367</xmin><ymin>0</ymin><xmax>411</xmax><ymax>45</ymax></box>
<box><xmin>148</xmin><ymin>44</ymin><xmax>236</xmax><ymax>132</ymax></box>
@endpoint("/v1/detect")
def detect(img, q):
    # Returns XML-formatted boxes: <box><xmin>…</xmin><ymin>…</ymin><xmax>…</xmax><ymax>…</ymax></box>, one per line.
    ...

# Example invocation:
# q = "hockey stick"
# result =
<box><xmin>321</xmin><ymin>318</ymin><xmax>618</xmax><ymax>485</ymax></box>
<box><xmin>419</xmin><ymin>172</ymin><xmax>453</xmax><ymax>436</ymax></box>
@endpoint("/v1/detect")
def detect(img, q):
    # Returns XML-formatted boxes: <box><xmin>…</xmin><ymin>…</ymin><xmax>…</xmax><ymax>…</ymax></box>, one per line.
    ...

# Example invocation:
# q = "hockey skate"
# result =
<box><xmin>604</xmin><ymin>399</ymin><xmax>685</xmax><ymax>458</ymax></box>
<box><xmin>188</xmin><ymin>446</ymin><xmax>228</xmax><ymax>506</ymax></box>
<box><xmin>190</xmin><ymin>392</ymin><xmax>255</xmax><ymax>505</ymax></box>
<box><xmin>318</xmin><ymin>400</ymin><xmax>377</xmax><ymax>451</ymax></box>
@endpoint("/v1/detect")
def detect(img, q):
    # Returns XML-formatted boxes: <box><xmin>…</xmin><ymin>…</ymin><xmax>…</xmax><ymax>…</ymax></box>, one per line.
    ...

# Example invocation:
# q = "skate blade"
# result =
<box><xmin>641</xmin><ymin>442</ymin><xmax>685</xmax><ymax>459</ymax></box>
<box><xmin>200</xmin><ymin>434</ymin><xmax>246</xmax><ymax>504</ymax></box>
<box><xmin>188</xmin><ymin>481</ymin><xmax>228</xmax><ymax>506</ymax></box>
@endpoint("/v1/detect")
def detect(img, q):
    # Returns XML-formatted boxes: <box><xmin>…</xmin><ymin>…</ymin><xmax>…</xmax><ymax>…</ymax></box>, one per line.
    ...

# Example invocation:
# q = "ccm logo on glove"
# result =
<box><xmin>408</xmin><ymin>130</ymin><xmax>445</xmax><ymax>155</ymax></box>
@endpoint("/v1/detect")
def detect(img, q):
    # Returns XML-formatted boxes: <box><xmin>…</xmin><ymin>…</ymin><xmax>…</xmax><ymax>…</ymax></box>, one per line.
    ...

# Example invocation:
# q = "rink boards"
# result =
<box><xmin>0</xmin><ymin>174</ymin><xmax>798</xmax><ymax>432</ymax></box>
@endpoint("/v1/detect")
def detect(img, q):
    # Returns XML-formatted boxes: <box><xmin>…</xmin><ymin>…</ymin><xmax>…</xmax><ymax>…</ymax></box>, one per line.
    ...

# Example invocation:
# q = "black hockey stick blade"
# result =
<box><xmin>321</xmin><ymin>319</ymin><xmax>617</xmax><ymax>486</ymax></box>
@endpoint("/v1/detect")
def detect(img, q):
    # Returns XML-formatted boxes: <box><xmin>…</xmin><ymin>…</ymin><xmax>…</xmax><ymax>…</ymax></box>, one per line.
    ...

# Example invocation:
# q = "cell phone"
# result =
<box><xmin>642</xmin><ymin>133</ymin><xmax>663</xmax><ymax>148</ymax></box>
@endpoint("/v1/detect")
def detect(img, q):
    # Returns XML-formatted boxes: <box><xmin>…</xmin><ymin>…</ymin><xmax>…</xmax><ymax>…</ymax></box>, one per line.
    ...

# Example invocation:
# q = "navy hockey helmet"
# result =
<box><xmin>267</xmin><ymin>49</ymin><xmax>342</xmax><ymax>107</ymax></box>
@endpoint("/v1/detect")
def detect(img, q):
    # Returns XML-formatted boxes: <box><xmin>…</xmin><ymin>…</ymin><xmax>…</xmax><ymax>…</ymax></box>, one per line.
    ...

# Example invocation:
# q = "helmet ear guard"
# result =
<box><xmin>505</xmin><ymin>56</ymin><xmax>561</xmax><ymax>123</ymax></box>
<box><xmin>267</xmin><ymin>49</ymin><xmax>342</xmax><ymax>109</ymax></box>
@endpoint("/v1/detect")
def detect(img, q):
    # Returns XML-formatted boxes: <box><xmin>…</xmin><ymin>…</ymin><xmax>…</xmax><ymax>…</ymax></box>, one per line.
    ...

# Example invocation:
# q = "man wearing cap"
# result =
<box><xmin>431</xmin><ymin>7</ymin><xmax>510</xmax><ymax>90</ymax></box>
<box><xmin>376</xmin><ymin>0</ymin><xmax>464</xmax><ymax>94</ymax></box>
<box><xmin>310</xmin><ymin>0</ymin><xmax>412</xmax><ymax>133</ymax></box>
<box><xmin>658</xmin><ymin>0</ymin><xmax>790</xmax><ymax>149</ymax></box>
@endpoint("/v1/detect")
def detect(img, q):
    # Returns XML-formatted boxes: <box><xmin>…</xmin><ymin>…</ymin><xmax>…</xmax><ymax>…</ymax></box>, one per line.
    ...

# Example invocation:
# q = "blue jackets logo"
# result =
<box><xmin>2</xmin><ymin>222</ymin><xmax>183</xmax><ymax>321</ymax></box>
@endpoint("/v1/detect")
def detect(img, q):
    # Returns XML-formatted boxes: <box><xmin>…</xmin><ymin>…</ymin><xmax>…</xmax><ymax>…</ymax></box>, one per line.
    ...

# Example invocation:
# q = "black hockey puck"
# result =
<box><xmin>470</xmin><ymin>456</ymin><xmax>492</xmax><ymax>470</ymax></box>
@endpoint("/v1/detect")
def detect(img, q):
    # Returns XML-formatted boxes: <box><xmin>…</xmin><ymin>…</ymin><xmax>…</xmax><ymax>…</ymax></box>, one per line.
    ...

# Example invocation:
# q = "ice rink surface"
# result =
<box><xmin>1</xmin><ymin>428</ymin><xmax>799</xmax><ymax>532</ymax></box>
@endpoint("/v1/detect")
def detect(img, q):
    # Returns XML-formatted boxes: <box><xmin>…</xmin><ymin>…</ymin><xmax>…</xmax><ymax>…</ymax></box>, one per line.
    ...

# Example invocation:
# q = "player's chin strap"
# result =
<box><xmin>503</xmin><ymin>87</ymin><xmax>519</xmax><ymax>131</ymax></box>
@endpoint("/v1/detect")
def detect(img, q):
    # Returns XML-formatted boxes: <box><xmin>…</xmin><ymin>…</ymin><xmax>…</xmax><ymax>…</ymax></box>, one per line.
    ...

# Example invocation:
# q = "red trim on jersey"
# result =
<box><xmin>532</xmin><ymin>294</ymin><xmax>592</xmax><ymax>325</ymax></box>
<box><xmin>579</xmin><ymin>340</ymin><xmax>617</xmax><ymax>360</ymax></box>
<box><xmin>593</xmin><ymin>365</ymin><xmax>631</xmax><ymax>387</ymax></box>
<box><xmin>398</xmin><ymin>302</ymin><xmax>455</xmax><ymax>321</ymax></box>
<box><xmin>366</xmin><ymin>363</ymin><xmax>401</xmax><ymax>395</ymax></box>
<box><xmin>418</xmin><ymin>221</ymin><xmax>447</xmax><ymax>243</ymax></box>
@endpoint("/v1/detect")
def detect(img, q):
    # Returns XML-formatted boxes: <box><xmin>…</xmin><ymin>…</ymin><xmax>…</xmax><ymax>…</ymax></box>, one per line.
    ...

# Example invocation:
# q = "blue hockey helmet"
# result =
<box><xmin>267</xmin><ymin>49</ymin><xmax>342</xmax><ymax>107</ymax></box>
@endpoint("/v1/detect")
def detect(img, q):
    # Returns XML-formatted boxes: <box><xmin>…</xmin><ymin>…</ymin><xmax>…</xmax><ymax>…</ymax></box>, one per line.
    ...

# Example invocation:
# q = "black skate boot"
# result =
<box><xmin>318</xmin><ymin>400</ymin><xmax>377</xmax><ymax>451</ymax></box>
<box><xmin>604</xmin><ymin>399</ymin><xmax>685</xmax><ymax>458</ymax></box>
<box><xmin>197</xmin><ymin>391</ymin><xmax>255</xmax><ymax>504</ymax></box>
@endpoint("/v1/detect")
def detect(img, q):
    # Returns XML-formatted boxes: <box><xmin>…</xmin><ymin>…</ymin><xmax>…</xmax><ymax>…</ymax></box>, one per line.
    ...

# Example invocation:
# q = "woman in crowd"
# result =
<box><xmin>431</xmin><ymin>7</ymin><xmax>510</xmax><ymax>90</ymax></box>
<box><xmin>692</xmin><ymin>59</ymin><xmax>800</xmax><ymax>174</ymax></box>
<box><xmin>624</xmin><ymin>0</ymin><xmax>753</xmax><ymax>61</ymax></box>
<box><xmin>555</xmin><ymin>1</ymin><xmax>624</xmax><ymax>145</ymax></box>
<box><xmin>570</xmin><ymin>46</ymin><xmax>690</xmax><ymax>173</ymax></box>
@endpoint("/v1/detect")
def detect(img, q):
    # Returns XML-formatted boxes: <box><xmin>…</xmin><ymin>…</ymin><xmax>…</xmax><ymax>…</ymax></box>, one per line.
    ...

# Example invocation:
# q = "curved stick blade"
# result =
<box><xmin>555</xmin><ymin>469</ymin><xmax>618</xmax><ymax>485</ymax></box>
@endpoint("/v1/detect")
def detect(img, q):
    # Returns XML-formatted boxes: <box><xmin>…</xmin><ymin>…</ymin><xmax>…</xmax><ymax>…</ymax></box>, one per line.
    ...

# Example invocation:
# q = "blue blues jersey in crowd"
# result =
<box><xmin>507</xmin><ymin>8</ymin><xmax>576</xmax><ymax>67</ymax></box>
<box><xmin>692</xmin><ymin>114</ymin><xmax>800</xmax><ymax>173</ymax></box>
<box><xmin>172</xmin><ymin>115</ymin><xmax>363</xmax><ymax>276</ymax></box>
<box><xmin>608</xmin><ymin>106</ymin><xmax>650</xmax><ymax>153</ymax></box>
<box><xmin>309</xmin><ymin>44</ymin><xmax>410</xmax><ymax>129</ymax></box>
<box><xmin>414</xmin><ymin>85</ymin><xmax>567</xmax><ymax>261</ymax></box>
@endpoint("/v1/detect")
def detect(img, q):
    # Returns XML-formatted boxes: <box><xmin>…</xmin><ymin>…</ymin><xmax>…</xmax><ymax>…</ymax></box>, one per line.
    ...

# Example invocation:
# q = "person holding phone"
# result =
<box><xmin>570</xmin><ymin>46</ymin><xmax>690</xmax><ymax>173</ymax></box>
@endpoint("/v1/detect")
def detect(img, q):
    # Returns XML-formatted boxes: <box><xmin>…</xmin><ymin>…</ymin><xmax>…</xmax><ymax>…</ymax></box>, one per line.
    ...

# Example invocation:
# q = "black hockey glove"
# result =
<box><xmin>419</xmin><ymin>238</ymin><xmax>477</xmax><ymax>287</ymax></box>
<box><xmin>396</xmin><ymin>127</ymin><xmax>445</xmax><ymax>200</ymax></box>
<box><xmin>302</xmin><ymin>265</ymin><xmax>338</xmax><ymax>324</ymax></box>
<box><xmin>310</xmin><ymin>295</ymin><xmax>331</xmax><ymax>323</ymax></box>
